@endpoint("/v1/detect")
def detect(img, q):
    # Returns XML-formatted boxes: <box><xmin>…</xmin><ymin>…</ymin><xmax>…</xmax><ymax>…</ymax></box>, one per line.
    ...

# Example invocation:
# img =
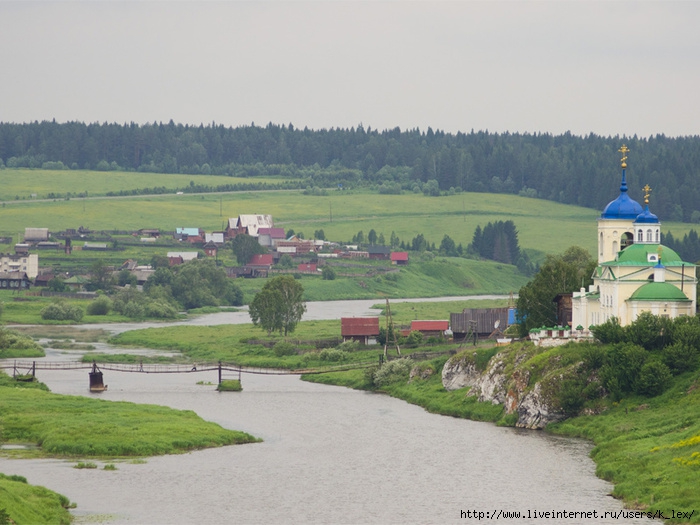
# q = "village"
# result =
<box><xmin>0</xmin><ymin>214</ymin><xmax>525</xmax><ymax>346</ymax></box>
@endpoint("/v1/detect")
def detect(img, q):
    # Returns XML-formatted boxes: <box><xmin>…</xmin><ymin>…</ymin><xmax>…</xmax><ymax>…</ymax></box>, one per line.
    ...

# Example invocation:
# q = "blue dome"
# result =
<box><xmin>601</xmin><ymin>169</ymin><xmax>643</xmax><ymax>219</ymax></box>
<box><xmin>634</xmin><ymin>205</ymin><xmax>659</xmax><ymax>224</ymax></box>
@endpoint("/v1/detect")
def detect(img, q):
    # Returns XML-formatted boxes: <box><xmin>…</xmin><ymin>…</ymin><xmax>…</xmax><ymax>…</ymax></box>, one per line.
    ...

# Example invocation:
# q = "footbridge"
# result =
<box><xmin>1</xmin><ymin>359</ymin><xmax>378</xmax><ymax>390</ymax></box>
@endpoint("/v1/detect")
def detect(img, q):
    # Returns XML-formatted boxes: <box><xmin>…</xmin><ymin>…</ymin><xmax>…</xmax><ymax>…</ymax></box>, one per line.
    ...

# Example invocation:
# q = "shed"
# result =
<box><xmin>410</xmin><ymin>320</ymin><xmax>449</xmax><ymax>339</ymax></box>
<box><xmin>367</xmin><ymin>245</ymin><xmax>391</xmax><ymax>260</ymax></box>
<box><xmin>0</xmin><ymin>272</ymin><xmax>31</xmax><ymax>290</ymax></box>
<box><xmin>391</xmin><ymin>252</ymin><xmax>409</xmax><ymax>265</ymax></box>
<box><xmin>341</xmin><ymin>317</ymin><xmax>380</xmax><ymax>345</ymax></box>
<box><xmin>249</xmin><ymin>253</ymin><xmax>273</xmax><ymax>267</ymax></box>
<box><xmin>451</xmin><ymin>308</ymin><xmax>510</xmax><ymax>339</ymax></box>
<box><xmin>24</xmin><ymin>228</ymin><xmax>49</xmax><ymax>242</ymax></box>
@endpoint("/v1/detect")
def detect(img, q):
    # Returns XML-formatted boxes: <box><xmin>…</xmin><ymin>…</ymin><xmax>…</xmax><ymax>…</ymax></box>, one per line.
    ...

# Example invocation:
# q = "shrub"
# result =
<box><xmin>41</xmin><ymin>301</ymin><xmax>84</xmax><ymax>322</ymax></box>
<box><xmin>373</xmin><ymin>358</ymin><xmax>413</xmax><ymax>387</ymax></box>
<box><xmin>318</xmin><ymin>348</ymin><xmax>348</xmax><ymax>362</ymax></box>
<box><xmin>273</xmin><ymin>341</ymin><xmax>297</xmax><ymax>357</ymax></box>
<box><xmin>405</xmin><ymin>330</ymin><xmax>424</xmax><ymax>345</ymax></box>
<box><xmin>662</xmin><ymin>342</ymin><xmax>699</xmax><ymax>375</ymax></box>
<box><xmin>144</xmin><ymin>300</ymin><xmax>178</xmax><ymax>319</ymax></box>
<box><xmin>635</xmin><ymin>360</ymin><xmax>672</xmax><ymax>396</ymax></box>
<box><xmin>336</xmin><ymin>340</ymin><xmax>359</xmax><ymax>352</ymax></box>
<box><xmin>599</xmin><ymin>343</ymin><xmax>648</xmax><ymax>396</ymax></box>
<box><xmin>591</xmin><ymin>317</ymin><xmax>625</xmax><ymax>344</ymax></box>
<box><xmin>278</xmin><ymin>254</ymin><xmax>294</xmax><ymax>269</ymax></box>
<box><xmin>322</xmin><ymin>266</ymin><xmax>337</xmax><ymax>280</ymax></box>
<box><xmin>217</xmin><ymin>380</ymin><xmax>242</xmax><ymax>391</ymax></box>
<box><xmin>86</xmin><ymin>295</ymin><xmax>112</xmax><ymax>316</ymax></box>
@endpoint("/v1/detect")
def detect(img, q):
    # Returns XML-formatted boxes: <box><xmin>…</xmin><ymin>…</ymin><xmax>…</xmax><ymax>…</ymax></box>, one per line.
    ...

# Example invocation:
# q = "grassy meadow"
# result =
<box><xmin>0</xmin><ymin>168</ymin><xmax>291</xmax><ymax>201</ymax></box>
<box><xmin>0</xmin><ymin>384</ymin><xmax>258</xmax><ymax>457</ymax></box>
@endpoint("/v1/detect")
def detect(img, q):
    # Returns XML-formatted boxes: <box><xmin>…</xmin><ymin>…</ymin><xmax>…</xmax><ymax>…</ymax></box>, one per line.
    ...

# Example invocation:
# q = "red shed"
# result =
<box><xmin>410</xmin><ymin>320</ymin><xmax>449</xmax><ymax>339</ymax></box>
<box><xmin>341</xmin><ymin>317</ymin><xmax>380</xmax><ymax>345</ymax></box>
<box><xmin>391</xmin><ymin>252</ymin><xmax>409</xmax><ymax>265</ymax></box>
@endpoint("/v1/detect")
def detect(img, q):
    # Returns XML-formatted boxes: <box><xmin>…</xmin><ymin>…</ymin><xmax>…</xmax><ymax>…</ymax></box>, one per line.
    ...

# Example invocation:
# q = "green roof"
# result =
<box><xmin>628</xmin><ymin>282</ymin><xmax>691</xmax><ymax>302</ymax></box>
<box><xmin>603</xmin><ymin>243</ymin><xmax>691</xmax><ymax>267</ymax></box>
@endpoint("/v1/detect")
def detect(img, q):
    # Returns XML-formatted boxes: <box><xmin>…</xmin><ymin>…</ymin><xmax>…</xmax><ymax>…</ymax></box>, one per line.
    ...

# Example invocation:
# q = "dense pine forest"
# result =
<box><xmin>1</xmin><ymin>120</ymin><xmax>700</xmax><ymax>222</ymax></box>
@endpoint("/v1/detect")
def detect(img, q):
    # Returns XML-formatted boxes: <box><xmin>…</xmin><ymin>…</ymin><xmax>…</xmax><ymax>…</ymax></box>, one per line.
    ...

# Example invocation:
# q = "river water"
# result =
<box><xmin>0</xmin><ymin>298</ymin><xmax>651</xmax><ymax>524</ymax></box>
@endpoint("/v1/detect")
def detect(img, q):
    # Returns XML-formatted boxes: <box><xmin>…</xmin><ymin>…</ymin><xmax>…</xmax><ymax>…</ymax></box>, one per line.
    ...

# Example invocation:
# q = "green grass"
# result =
<box><xmin>0</xmin><ymin>168</ymin><xmax>291</xmax><ymax>202</ymax></box>
<box><xmin>0</xmin><ymin>377</ymin><xmax>259</xmax><ymax>457</ymax></box>
<box><xmin>0</xmin><ymin>473</ymin><xmax>73</xmax><ymax>525</ymax></box>
<box><xmin>549</xmin><ymin>372</ymin><xmax>700</xmax><ymax>522</ymax></box>
<box><xmin>217</xmin><ymin>379</ymin><xmax>242</xmax><ymax>392</ymax></box>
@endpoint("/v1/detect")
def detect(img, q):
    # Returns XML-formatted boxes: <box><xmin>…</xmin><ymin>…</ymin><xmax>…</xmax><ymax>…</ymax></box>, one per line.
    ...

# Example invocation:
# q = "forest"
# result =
<box><xmin>1</xmin><ymin>120</ymin><xmax>700</xmax><ymax>222</ymax></box>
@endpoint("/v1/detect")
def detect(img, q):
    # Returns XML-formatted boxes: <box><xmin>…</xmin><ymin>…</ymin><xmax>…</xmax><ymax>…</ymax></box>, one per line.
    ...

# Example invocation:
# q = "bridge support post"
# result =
<box><xmin>218</xmin><ymin>361</ymin><xmax>222</xmax><ymax>385</ymax></box>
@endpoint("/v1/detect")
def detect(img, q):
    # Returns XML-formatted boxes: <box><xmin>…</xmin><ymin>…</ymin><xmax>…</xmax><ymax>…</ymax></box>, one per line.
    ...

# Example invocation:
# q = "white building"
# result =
<box><xmin>572</xmin><ymin>146</ymin><xmax>697</xmax><ymax>328</ymax></box>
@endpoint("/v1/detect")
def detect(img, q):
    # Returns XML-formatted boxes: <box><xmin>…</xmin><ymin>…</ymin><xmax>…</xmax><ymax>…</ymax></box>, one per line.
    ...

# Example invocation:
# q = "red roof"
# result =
<box><xmin>259</xmin><ymin>227</ymin><xmax>286</xmax><ymax>238</ymax></box>
<box><xmin>249</xmin><ymin>254</ymin><xmax>273</xmax><ymax>266</ymax></box>
<box><xmin>391</xmin><ymin>251</ymin><xmax>409</xmax><ymax>261</ymax></box>
<box><xmin>411</xmin><ymin>320</ymin><xmax>449</xmax><ymax>332</ymax></box>
<box><xmin>341</xmin><ymin>317</ymin><xmax>380</xmax><ymax>336</ymax></box>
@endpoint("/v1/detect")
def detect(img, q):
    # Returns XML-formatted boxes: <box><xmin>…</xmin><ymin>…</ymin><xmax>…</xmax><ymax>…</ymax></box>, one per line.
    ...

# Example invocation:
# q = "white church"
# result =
<box><xmin>571</xmin><ymin>146</ymin><xmax>697</xmax><ymax>329</ymax></box>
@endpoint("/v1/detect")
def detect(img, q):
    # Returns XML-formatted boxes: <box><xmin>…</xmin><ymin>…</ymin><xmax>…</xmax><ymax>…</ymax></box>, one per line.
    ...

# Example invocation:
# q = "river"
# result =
<box><xmin>0</xmin><ymin>298</ymin><xmax>651</xmax><ymax>524</ymax></box>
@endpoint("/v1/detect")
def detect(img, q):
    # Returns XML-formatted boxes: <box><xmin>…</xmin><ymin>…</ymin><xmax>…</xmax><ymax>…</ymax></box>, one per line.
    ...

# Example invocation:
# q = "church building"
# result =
<box><xmin>572</xmin><ymin>146</ymin><xmax>697</xmax><ymax>328</ymax></box>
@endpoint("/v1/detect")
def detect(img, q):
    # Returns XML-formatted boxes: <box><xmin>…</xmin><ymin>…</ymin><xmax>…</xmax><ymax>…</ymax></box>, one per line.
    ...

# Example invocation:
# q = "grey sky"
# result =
<box><xmin>1</xmin><ymin>1</ymin><xmax>698</xmax><ymax>137</ymax></box>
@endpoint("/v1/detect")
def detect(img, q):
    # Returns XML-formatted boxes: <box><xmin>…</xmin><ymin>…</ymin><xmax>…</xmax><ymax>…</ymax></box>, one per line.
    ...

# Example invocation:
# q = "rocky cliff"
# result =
<box><xmin>441</xmin><ymin>343</ymin><xmax>577</xmax><ymax>429</ymax></box>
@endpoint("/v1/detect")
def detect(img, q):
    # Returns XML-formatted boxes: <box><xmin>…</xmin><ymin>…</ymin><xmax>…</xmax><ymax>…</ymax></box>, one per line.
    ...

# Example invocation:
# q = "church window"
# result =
<box><xmin>599</xmin><ymin>232</ymin><xmax>603</xmax><ymax>257</ymax></box>
<box><xmin>655</xmin><ymin>230</ymin><xmax>660</xmax><ymax>243</ymax></box>
<box><xmin>646</xmin><ymin>229</ymin><xmax>652</xmax><ymax>242</ymax></box>
<box><xmin>637</xmin><ymin>230</ymin><xmax>643</xmax><ymax>242</ymax></box>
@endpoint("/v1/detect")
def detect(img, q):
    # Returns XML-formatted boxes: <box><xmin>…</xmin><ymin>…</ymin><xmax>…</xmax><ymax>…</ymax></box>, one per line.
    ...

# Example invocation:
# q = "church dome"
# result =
<box><xmin>634</xmin><ymin>205</ymin><xmax>659</xmax><ymax>224</ymax></box>
<box><xmin>628</xmin><ymin>282</ymin><xmax>690</xmax><ymax>302</ymax></box>
<box><xmin>601</xmin><ymin>170</ymin><xmax>643</xmax><ymax>219</ymax></box>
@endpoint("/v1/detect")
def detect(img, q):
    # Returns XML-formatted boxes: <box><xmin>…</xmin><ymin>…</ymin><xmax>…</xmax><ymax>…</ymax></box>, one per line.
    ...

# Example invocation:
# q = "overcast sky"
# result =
<box><xmin>1</xmin><ymin>1</ymin><xmax>698</xmax><ymax>138</ymax></box>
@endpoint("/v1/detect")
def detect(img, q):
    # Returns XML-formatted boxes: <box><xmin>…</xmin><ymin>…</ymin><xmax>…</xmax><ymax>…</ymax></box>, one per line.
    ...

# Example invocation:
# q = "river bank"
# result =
<box><xmin>303</xmin><ymin>345</ymin><xmax>700</xmax><ymax>524</ymax></box>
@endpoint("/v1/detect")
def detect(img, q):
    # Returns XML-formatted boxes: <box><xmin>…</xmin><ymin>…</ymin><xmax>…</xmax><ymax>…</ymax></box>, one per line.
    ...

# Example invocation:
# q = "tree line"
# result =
<box><xmin>2</xmin><ymin>120</ymin><xmax>700</xmax><ymax>221</ymax></box>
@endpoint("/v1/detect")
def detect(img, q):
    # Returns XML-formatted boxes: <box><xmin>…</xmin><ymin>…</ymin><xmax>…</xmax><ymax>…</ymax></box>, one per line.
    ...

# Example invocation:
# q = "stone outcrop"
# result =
<box><xmin>441</xmin><ymin>345</ymin><xmax>567</xmax><ymax>429</ymax></box>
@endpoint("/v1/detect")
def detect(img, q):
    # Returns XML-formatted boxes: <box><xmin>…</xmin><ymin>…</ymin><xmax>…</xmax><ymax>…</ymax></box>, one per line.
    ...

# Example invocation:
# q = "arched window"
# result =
<box><xmin>613</xmin><ymin>240</ymin><xmax>618</xmax><ymax>254</ymax></box>
<box><xmin>599</xmin><ymin>232</ymin><xmax>604</xmax><ymax>257</ymax></box>
<box><xmin>655</xmin><ymin>230</ymin><xmax>660</xmax><ymax>243</ymax></box>
<box><xmin>646</xmin><ymin>229</ymin><xmax>652</xmax><ymax>242</ymax></box>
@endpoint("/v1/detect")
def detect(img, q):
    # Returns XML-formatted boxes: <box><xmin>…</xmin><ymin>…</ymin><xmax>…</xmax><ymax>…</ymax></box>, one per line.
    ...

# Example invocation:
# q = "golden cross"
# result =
<box><xmin>618</xmin><ymin>145</ymin><xmax>629</xmax><ymax>168</ymax></box>
<box><xmin>643</xmin><ymin>184</ymin><xmax>652</xmax><ymax>205</ymax></box>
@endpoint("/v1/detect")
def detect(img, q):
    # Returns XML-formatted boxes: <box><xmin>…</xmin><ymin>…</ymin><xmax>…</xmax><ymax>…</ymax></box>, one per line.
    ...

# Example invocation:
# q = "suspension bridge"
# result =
<box><xmin>0</xmin><ymin>359</ymin><xmax>379</xmax><ymax>391</ymax></box>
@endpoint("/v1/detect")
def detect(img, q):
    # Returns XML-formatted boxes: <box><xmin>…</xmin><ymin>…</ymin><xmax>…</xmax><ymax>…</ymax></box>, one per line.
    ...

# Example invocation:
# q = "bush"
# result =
<box><xmin>318</xmin><ymin>348</ymin><xmax>348</xmax><ymax>362</ymax></box>
<box><xmin>405</xmin><ymin>330</ymin><xmax>424</xmax><ymax>345</ymax></box>
<box><xmin>273</xmin><ymin>341</ymin><xmax>297</xmax><ymax>357</ymax></box>
<box><xmin>41</xmin><ymin>301</ymin><xmax>84</xmax><ymax>322</ymax></box>
<box><xmin>591</xmin><ymin>317</ymin><xmax>626</xmax><ymax>344</ymax></box>
<box><xmin>322</xmin><ymin>266</ymin><xmax>337</xmax><ymax>280</ymax></box>
<box><xmin>278</xmin><ymin>254</ymin><xmax>294</xmax><ymax>269</ymax></box>
<box><xmin>336</xmin><ymin>340</ymin><xmax>359</xmax><ymax>352</ymax></box>
<box><xmin>599</xmin><ymin>343</ymin><xmax>648</xmax><ymax>396</ymax></box>
<box><xmin>662</xmin><ymin>342</ymin><xmax>699</xmax><ymax>375</ymax></box>
<box><xmin>86</xmin><ymin>295</ymin><xmax>112</xmax><ymax>316</ymax></box>
<box><xmin>372</xmin><ymin>358</ymin><xmax>413</xmax><ymax>387</ymax></box>
<box><xmin>635</xmin><ymin>360</ymin><xmax>672</xmax><ymax>396</ymax></box>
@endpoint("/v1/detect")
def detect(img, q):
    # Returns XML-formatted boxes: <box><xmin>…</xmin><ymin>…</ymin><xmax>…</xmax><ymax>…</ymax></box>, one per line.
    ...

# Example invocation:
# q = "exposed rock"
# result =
<box><xmin>409</xmin><ymin>365</ymin><xmax>434</xmax><ymax>381</ymax></box>
<box><xmin>442</xmin><ymin>346</ymin><xmax>566</xmax><ymax>429</ymax></box>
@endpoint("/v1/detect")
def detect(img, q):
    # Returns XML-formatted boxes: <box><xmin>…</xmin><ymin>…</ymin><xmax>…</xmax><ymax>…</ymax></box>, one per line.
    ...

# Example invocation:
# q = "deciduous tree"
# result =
<box><xmin>249</xmin><ymin>275</ymin><xmax>306</xmax><ymax>336</ymax></box>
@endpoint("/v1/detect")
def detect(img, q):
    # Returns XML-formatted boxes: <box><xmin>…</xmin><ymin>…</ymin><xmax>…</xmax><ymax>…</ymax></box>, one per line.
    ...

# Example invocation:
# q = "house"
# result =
<box><xmin>0</xmin><ymin>272</ymin><xmax>31</xmax><ymax>290</ymax></box>
<box><xmin>258</xmin><ymin>228</ymin><xmax>286</xmax><ymax>248</ymax></box>
<box><xmin>249</xmin><ymin>253</ymin><xmax>274</xmax><ymax>268</ymax></box>
<box><xmin>367</xmin><ymin>245</ymin><xmax>391</xmax><ymax>260</ymax></box>
<box><xmin>204</xmin><ymin>232</ymin><xmax>225</xmax><ymax>245</ymax></box>
<box><xmin>572</xmin><ymin>146</ymin><xmax>697</xmax><ymax>328</ymax></box>
<box><xmin>64</xmin><ymin>275</ymin><xmax>90</xmax><ymax>291</ymax></box>
<box><xmin>167</xmin><ymin>251</ymin><xmax>199</xmax><ymax>266</ymax></box>
<box><xmin>203</xmin><ymin>242</ymin><xmax>218</xmax><ymax>257</ymax></box>
<box><xmin>175</xmin><ymin>228</ymin><xmax>204</xmax><ymax>244</ymax></box>
<box><xmin>391</xmin><ymin>252</ymin><xmax>409</xmax><ymax>265</ymax></box>
<box><xmin>341</xmin><ymin>317</ymin><xmax>380</xmax><ymax>345</ymax></box>
<box><xmin>409</xmin><ymin>320</ymin><xmax>449</xmax><ymax>339</ymax></box>
<box><xmin>225</xmin><ymin>214</ymin><xmax>274</xmax><ymax>239</ymax></box>
<box><xmin>553</xmin><ymin>293</ymin><xmax>573</xmax><ymax>327</ymax></box>
<box><xmin>276</xmin><ymin>237</ymin><xmax>316</xmax><ymax>256</ymax></box>
<box><xmin>34</xmin><ymin>272</ymin><xmax>54</xmax><ymax>287</ymax></box>
<box><xmin>297</xmin><ymin>263</ymin><xmax>317</xmax><ymax>273</ymax></box>
<box><xmin>0</xmin><ymin>252</ymin><xmax>39</xmax><ymax>279</ymax></box>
